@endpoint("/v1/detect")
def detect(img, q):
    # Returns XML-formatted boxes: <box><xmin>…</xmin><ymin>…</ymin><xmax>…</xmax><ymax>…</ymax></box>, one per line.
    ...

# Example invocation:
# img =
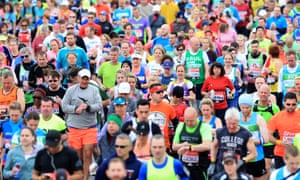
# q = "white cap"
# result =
<box><xmin>78</xmin><ymin>69</ymin><xmax>91</xmax><ymax>78</ymax></box>
<box><xmin>61</xmin><ymin>0</ymin><xmax>69</xmax><ymax>6</ymax></box>
<box><xmin>152</xmin><ymin>5</ymin><xmax>160</xmax><ymax>12</ymax></box>
<box><xmin>258</xmin><ymin>9</ymin><xmax>267</xmax><ymax>17</ymax></box>
<box><xmin>132</xmin><ymin>54</ymin><xmax>142</xmax><ymax>59</ymax></box>
<box><xmin>118</xmin><ymin>82</ymin><xmax>130</xmax><ymax>94</ymax></box>
<box><xmin>88</xmin><ymin>7</ymin><xmax>97</xmax><ymax>13</ymax></box>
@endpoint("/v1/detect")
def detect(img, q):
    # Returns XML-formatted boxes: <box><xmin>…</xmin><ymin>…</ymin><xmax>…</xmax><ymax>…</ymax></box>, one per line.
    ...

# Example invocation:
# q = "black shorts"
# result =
<box><xmin>263</xmin><ymin>145</ymin><xmax>275</xmax><ymax>159</ymax></box>
<box><xmin>194</xmin><ymin>84</ymin><xmax>203</xmax><ymax>100</ymax></box>
<box><xmin>246</xmin><ymin>159</ymin><xmax>266</xmax><ymax>177</ymax></box>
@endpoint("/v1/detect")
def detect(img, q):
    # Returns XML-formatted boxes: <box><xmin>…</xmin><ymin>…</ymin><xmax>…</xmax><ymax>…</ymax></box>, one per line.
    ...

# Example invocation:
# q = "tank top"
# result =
<box><xmin>0</xmin><ymin>86</ymin><xmax>18</xmax><ymax>108</ymax></box>
<box><xmin>185</xmin><ymin>50</ymin><xmax>205</xmax><ymax>84</ymax></box>
<box><xmin>147</xmin><ymin>156</ymin><xmax>177</xmax><ymax>180</ymax></box>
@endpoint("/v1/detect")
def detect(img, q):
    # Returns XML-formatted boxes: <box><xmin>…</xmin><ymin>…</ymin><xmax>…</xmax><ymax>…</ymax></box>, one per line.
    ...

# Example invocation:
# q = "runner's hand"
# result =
<box><xmin>207</xmin><ymin>163</ymin><xmax>216</xmax><ymax>176</ymax></box>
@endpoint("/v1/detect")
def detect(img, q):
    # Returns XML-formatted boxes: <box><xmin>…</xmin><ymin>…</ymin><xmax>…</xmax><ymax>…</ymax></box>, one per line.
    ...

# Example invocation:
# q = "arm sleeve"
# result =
<box><xmin>3</xmin><ymin>150</ymin><xmax>13</xmax><ymax>178</ymax></box>
<box><xmin>173</xmin><ymin>159</ymin><xmax>189</xmax><ymax>180</ymax></box>
<box><xmin>137</xmin><ymin>163</ymin><xmax>147</xmax><ymax>180</ymax></box>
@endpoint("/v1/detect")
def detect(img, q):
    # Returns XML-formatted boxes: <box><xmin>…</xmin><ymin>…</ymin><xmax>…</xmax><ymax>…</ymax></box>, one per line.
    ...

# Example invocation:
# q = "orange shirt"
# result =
<box><xmin>134</xmin><ymin>140</ymin><xmax>151</xmax><ymax>162</ymax></box>
<box><xmin>0</xmin><ymin>86</ymin><xmax>18</xmax><ymax>108</ymax></box>
<box><xmin>78</xmin><ymin>23</ymin><xmax>102</xmax><ymax>37</ymax></box>
<box><xmin>149</xmin><ymin>101</ymin><xmax>177</xmax><ymax>148</ymax></box>
<box><xmin>94</xmin><ymin>4</ymin><xmax>111</xmax><ymax>21</ymax></box>
<box><xmin>268</xmin><ymin>110</ymin><xmax>300</xmax><ymax>157</ymax></box>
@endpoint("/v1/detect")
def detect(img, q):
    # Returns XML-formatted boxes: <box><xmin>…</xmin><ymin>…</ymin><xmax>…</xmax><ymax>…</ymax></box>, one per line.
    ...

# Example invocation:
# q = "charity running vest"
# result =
<box><xmin>247</xmin><ymin>53</ymin><xmax>263</xmax><ymax>84</ymax></box>
<box><xmin>282</xmin><ymin>64</ymin><xmax>300</xmax><ymax>95</ymax></box>
<box><xmin>185</xmin><ymin>50</ymin><xmax>205</xmax><ymax>85</ymax></box>
<box><xmin>239</xmin><ymin>112</ymin><xmax>264</xmax><ymax>161</ymax></box>
<box><xmin>147</xmin><ymin>156</ymin><xmax>177</xmax><ymax>180</ymax></box>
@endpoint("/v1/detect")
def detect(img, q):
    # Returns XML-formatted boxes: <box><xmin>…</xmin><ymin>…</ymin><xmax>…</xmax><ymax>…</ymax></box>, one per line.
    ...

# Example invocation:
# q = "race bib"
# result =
<box><xmin>284</xmin><ymin>79</ymin><xmax>295</xmax><ymax>89</ymax></box>
<box><xmin>182</xmin><ymin>151</ymin><xmax>199</xmax><ymax>164</ymax></box>
<box><xmin>213</xmin><ymin>91</ymin><xmax>225</xmax><ymax>102</ymax></box>
<box><xmin>188</xmin><ymin>68</ymin><xmax>200</xmax><ymax>78</ymax></box>
<box><xmin>135</xmin><ymin>29</ymin><xmax>142</xmax><ymax>38</ymax></box>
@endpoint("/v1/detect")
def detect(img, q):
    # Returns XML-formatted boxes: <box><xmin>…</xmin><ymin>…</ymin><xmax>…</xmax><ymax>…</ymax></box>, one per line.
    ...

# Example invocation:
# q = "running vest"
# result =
<box><xmin>184</xmin><ymin>50</ymin><xmax>205</xmax><ymax>84</ymax></box>
<box><xmin>19</xmin><ymin>64</ymin><xmax>30</xmax><ymax>83</ymax></box>
<box><xmin>179</xmin><ymin>121</ymin><xmax>210</xmax><ymax>168</ymax></box>
<box><xmin>147</xmin><ymin>156</ymin><xmax>177</xmax><ymax>180</ymax></box>
<box><xmin>225</xmin><ymin>67</ymin><xmax>237</xmax><ymax>86</ymax></box>
<box><xmin>135</xmin><ymin>66</ymin><xmax>147</xmax><ymax>93</ymax></box>
<box><xmin>199</xmin><ymin>116</ymin><xmax>217</xmax><ymax>129</ymax></box>
<box><xmin>169</xmin><ymin>79</ymin><xmax>191</xmax><ymax>106</ymax></box>
<box><xmin>0</xmin><ymin>86</ymin><xmax>18</xmax><ymax>107</ymax></box>
<box><xmin>247</xmin><ymin>53</ymin><xmax>263</xmax><ymax>84</ymax></box>
<box><xmin>282</xmin><ymin>64</ymin><xmax>300</xmax><ymax>95</ymax></box>
<box><xmin>239</xmin><ymin>112</ymin><xmax>264</xmax><ymax>161</ymax></box>
<box><xmin>276</xmin><ymin>166</ymin><xmax>300</xmax><ymax>180</ymax></box>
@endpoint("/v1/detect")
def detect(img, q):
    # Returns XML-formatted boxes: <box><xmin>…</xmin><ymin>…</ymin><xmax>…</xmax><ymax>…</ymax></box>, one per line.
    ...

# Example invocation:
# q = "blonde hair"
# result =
<box><xmin>199</xmin><ymin>98</ymin><xmax>215</xmax><ymax>115</ymax></box>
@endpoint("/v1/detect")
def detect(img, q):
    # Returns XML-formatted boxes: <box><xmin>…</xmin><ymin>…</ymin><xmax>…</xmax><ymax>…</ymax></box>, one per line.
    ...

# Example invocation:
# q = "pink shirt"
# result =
<box><xmin>216</xmin><ymin>28</ymin><xmax>237</xmax><ymax>46</ymax></box>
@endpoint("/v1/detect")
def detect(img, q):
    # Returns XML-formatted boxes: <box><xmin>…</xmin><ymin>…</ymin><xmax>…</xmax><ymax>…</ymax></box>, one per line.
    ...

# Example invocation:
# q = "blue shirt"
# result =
<box><xmin>151</xmin><ymin>36</ymin><xmax>170</xmax><ymax>53</ymax></box>
<box><xmin>266</xmin><ymin>15</ymin><xmax>287</xmax><ymax>39</ymax></box>
<box><xmin>56</xmin><ymin>46</ymin><xmax>89</xmax><ymax>70</ymax></box>
<box><xmin>113</xmin><ymin>8</ymin><xmax>132</xmax><ymax>20</ymax></box>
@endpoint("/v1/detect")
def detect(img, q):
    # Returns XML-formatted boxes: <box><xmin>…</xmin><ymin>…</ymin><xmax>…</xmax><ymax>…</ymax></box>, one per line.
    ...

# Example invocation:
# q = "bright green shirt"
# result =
<box><xmin>98</xmin><ymin>62</ymin><xmax>121</xmax><ymax>88</ymax></box>
<box><xmin>173</xmin><ymin>121</ymin><xmax>212</xmax><ymax>143</ymax></box>
<box><xmin>38</xmin><ymin>114</ymin><xmax>66</xmax><ymax>132</ymax></box>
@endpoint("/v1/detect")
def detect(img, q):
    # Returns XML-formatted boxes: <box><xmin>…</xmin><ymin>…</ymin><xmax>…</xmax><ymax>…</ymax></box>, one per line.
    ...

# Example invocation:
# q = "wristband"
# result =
<box><xmin>211</xmin><ymin>157</ymin><xmax>216</xmax><ymax>163</ymax></box>
<box><xmin>276</xmin><ymin>140</ymin><xmax>282</xmax><ymax>145</ymax></box>
<box><xmin>243</xmin><ymin>157</ymin><xmax>249</xmax><ymax>163</ymax></box>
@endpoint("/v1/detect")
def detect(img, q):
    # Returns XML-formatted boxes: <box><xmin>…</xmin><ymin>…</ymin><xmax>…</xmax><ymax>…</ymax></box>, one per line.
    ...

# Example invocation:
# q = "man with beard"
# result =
<box><xmin>268</xmin><ymin>92</ymin><xmax>300</xmax><ymax>169</ymax></box>
<box><xmin>245</xmin><ymin>40</ymin><xmax>267</xmax><ymax>93</ymax></box>
<box><xmin>56</xmin><ymin>33</ymin><xmax>89</xmax><ymax>72</ymax></box>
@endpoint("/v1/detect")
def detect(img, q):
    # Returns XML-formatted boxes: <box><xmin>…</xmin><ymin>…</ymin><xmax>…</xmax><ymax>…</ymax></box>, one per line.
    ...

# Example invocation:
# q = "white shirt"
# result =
<box><xmin>270</xmin><ymin>166</ymin><xmax>300</xmax><ymax>180</ymax></box>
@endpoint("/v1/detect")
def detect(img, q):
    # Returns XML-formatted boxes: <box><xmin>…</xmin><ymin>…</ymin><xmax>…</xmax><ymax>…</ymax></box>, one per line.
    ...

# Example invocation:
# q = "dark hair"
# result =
<box><xmin>4</xmin><ymin>3</ymin><xmax>13</xmax><ymax>13</ymax></box>
<box><xmin>285</xmin><ymin>145</ymin><xmax>299</xmax><ymax>159</ymax></box>
<box><xmin>268</xmin><ymin>44</ymin><xmax>280</xmax><ymax>58</ymax></box>
<box><xmin>137</xmin><ymin>99</ymin><xmax>150</xmax><ymax>108</ymax></box>
<box><xmin>230</xmin><ymin>42</ymin><xmax>239</xmax><ymax>49</ymax></box>
<box><xmin>251</xmin><ymin>39</ymin><xmax>259</xmax><ymax>45</ymax></box>
<box><xmin>176</xmin><ymin>43</ymin><xmax>185</xmax><ymax>50</ymax></box>
<box><xmin>123</xmin><ymin>23</ymin><xmax>133</xmax><ymax>30</ymax></box>
<box><xmin>210</xmin><ymin>62</ymin><xmax>225</xmax><ymax>76</ymax></box>
<box><xmin>284</xmin><ymin>92</ymin><xmax>297</xmax><ymax>102</ymax></box>
<box><xmin>66</xmin><ymin>32</ymin><xmax>76</xmax><ymax>38</ymax></box>
<box><xmin>49</xmin><ymin>70</ymin><xmax>62</xmax><ymax>79</ymax></box>
<box><xmin>121</xmin><ymin>60</ymin><xmax>132</xmax><ymax>71</ymax></box>
<box><xmin>222</xmin><ymin>45</ymin><xmax>229</xmax><ymax>51</ymax></box>
<box><xmin>136</xmin><ymin>38</ymin><xmax>145</xmax><ymax>46</ymax></box>
<box><xmin>41</xmin><ymin>96</ymin><xmax>54</xmax><ymax>105</ymax></box>
<box><xmin>285</xmin><ymin>49</ymin><xmax>296</xmax><ymax>57</ymax></box>
<box><xmin>67</xmin><ymin>67</ymin><xmax>81</xmax><ymax>80</ymax></box>
<box><xmin>25</xmin><ymin>111</ymin><xmax>40</xmax><ymax>121</ymax></box>
<box><xmin>256</xmin><ymin>26</ymin><xmax>265</xmax><ymax>31</ymax></box>
<box><xmin>161</xmin><ymin>55</ymin><xmax>173</xmax><ymax>65</ymax></box>
<box><xmin>109</xmin><ymin>31</ymin><xmax>119</xmax><ymax>39</ymax></box>
<box><xmin>172</xmin><ymin>86</ymin><xmax>184</xmax><ymax>98</ymax></box>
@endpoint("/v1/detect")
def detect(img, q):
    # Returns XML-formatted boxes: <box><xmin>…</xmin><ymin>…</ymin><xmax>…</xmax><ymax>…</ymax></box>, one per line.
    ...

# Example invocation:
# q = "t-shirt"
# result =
<box><xmin>98</xmin><ymin>62</ymin><xmax>121</xmax><ymax>88</ymax></box>
<box><xmin>38</xmin><ymin>114</ymin><xmax>67</xmax><ymax>133</ymax></box>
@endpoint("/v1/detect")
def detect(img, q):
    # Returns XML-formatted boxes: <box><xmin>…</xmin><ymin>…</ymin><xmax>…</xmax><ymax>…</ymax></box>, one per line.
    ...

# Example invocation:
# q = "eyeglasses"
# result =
<box><xmin>67</xmin><ymin>27</ymin><xmax>74</xmax><ymax>30</ymax></box>
<box><xmin>286</xmin><ymin>103</ymin><xmax>296</xmax><ymax>106</ymax></box>
<box><xmin>155</xmin><ymin>90</ymin><xmax>164</xmax><ymax>94</ymax></box>
<box><xmin>33</xmin><ymin>96</ymin><xmax>42</xmax><ymax>100</ymax></box>
<box><xmin>21</xmin><ymin>55</ymin><xmax>29</xmax><ymax>58</ymax></box>
<box><xmin>49</xmin><ymin>80</ymin><xmax>58</xmax><ymax>83</ymax></box>
<box><xmin>115</xmin><ymin>145</ymin><xmax>128</xmax><ymax>149</ymax></box>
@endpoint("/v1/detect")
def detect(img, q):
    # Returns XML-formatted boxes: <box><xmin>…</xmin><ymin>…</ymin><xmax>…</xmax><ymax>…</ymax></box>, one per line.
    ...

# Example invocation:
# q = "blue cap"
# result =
<box><xmin>238</xmin><ymin>94</ymin><xmax>253</xmax><ymax>107</ymax></box>
<box><xmin>100</xmin><ymin>11</ymin><xmax>107</xmax><ymax>16</ymax></box>
<box><xmin>185</xmin><ymin>3</ymin><xmax>193</xmax><ymax>9</ymax></box>
<box><xmin>114</xmin><ymin>96</ymin><xmax>127</xmax><ymax>105</ymax></box>
<box><xmin>176</xmin><ymin>11</ymin><xmax>185</xmax><ymax>19</ymax></box>
<box><xmin>162</xmin><ymin>59</ymin><xmax>174</xmax><ymax>69</ymax></box>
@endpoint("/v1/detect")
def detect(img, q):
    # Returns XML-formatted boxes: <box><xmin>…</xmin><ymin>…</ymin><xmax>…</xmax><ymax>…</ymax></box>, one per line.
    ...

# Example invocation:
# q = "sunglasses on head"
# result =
<box><xmin>21</xmin><ymin>55</ymin><xmax>29</xmax><ymax>58</ymax></box>
<box><xmin>115</xmin><ymin>145</ymin><xmax>127</xmax><ymax>149</ymax></box>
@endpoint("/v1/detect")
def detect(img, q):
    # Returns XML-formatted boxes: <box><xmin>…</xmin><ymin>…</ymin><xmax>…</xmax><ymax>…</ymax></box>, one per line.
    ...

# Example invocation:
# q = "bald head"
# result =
<box><xmin>190</xmin><ymin>37</ymin><xmax>200</xmax><ymax>52</ymax></box>
<box><xmin>258</xmin><ymin>84</ymin><xmax>270</xmax><ymax>102</ymax></box>
<box><xmin>184</xmin><ymin>107</ymin><xmax>198</xmax><ymax>127</ymax></box>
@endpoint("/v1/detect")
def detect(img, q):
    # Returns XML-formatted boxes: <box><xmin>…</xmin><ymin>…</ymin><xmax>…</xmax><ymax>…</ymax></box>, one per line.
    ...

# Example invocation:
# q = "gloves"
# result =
<box><xmin>207</xmin><ymin>163</ymin><xmax>216</xmax><ymax>176</ymax></box>
<box><xmin>89</xmin><ymin>162</ymin><xmax>98</xmax><ymax>176</ymax></box>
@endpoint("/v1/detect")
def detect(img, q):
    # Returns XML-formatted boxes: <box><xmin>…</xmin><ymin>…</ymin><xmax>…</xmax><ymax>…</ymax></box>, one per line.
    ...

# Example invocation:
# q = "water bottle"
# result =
<box><xmin>210</xmin><ymin>90</ymin><xmax>215</xmax><ymax>100</ymax></box>
<box><xmin>14</xmin><ymin>161</ymin><xmax>20</xmax><ymax>179</ymax></box>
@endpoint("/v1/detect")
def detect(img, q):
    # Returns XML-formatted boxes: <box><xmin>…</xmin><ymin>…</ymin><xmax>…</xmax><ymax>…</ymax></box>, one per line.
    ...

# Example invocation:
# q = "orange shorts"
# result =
<box><xmin>68</xmin><ymin>127</ymin><xmax>98</xmax><ymax>149</ymax></box>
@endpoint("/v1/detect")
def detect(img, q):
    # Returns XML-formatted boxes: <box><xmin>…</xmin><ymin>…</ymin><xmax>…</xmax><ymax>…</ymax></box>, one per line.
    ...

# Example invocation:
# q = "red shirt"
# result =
<box><xmin>233</xmin><ymin>2</ymin><xmax>252</xmax><ymax>27</ymax></box>
<box><xmin>78</xmin><ymin>23</ymin><xmax>102</xmax><ymax>37</ymax></box>
<box><xmin>201</xmin><ymin>76</ymin><xmax>235</xmax><ymax>110</ymax></box>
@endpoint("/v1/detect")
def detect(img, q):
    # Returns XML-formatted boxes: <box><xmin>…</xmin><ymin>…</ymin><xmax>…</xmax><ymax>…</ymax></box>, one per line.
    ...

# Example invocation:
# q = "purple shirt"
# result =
<box><xmin>129</xmin><ymin>17</ymin><xmax>149</xmax><ymax>39</ymax></box>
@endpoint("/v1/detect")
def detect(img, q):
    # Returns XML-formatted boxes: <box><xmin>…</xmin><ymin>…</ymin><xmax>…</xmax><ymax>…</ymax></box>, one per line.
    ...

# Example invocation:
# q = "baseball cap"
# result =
<box><xmin>55</xmin><ymin>169</ymin><xmax>70</xmax><ymax>180</ymax></box>
<box><xmin>223</xmin><ymin>152</ymin><xmax>238</xmax><ymax>163</ymax></box>
<box><xmin>132</xmin><ymin>54</ymin><xmax>142</xmax><ymax>59</ymax></box>
<box><xmin>100</xmin><ymin>11</ymin><xmax>107</xmax><ymax>16</ymax></box>
<box><xmin>176</xmin><ymin>11</ymin><xmax>185</xmax><ymax>19</ymax></box>
<box><xmin>238</xmin><ymin>94</ymin><xmax>253</xmax><ymax>107</ymax></box>
<box><xmin>185</xmin><ymin>3</ymin><xmax>193</xmax><ymax>9</ymax></box>
<box><xmin>136</xmin><ymin>121</ymin><xmax>150</xmax><ymax>136</ymax></box>
<box><xmin>118</xmin><ymin>82</ymin><xmax>130</xmax><ymax>94</ymax></box>
<box><xmin>113</xmin><ymin>96</ymin><xmax>127</xmax><ymax>105</ymax></box>
<box><xmin>152</xmin><ymin>5</ymin><xmax>160</xmax><ymax>12</ymax></box>
<box><xmin>107</xmin><ymin>114</ymin><xmax>122</xmax><ymax>127</ymax></box>
<box><xmin>118</xmin><ymin>31</ymin><xmax>125</xmax><ymax>38</ymax></box>
<box><xmin>46</xmin><ymin>130</ymin><xmax>61</xmax><ymax>147</ymax></box>
<box><xmin>162</xmin><ymin>59</ymin><xmax>174</xmax><ymax>69</ymax></box>
<box><xmin>78</xmin><ymin>69</ymin><xmax>91</xmax><ymax>78</ymax></box>
<box><xmin>61</xmin><ymin>0</ymin><xmax>69</xmax><ymax>6</ymax></box>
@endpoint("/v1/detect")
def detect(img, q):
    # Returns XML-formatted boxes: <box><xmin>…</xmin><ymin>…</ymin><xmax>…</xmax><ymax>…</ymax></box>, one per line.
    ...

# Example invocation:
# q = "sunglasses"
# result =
<box><xmin>21</xmin><ymin>24</ymin><xmax>28</xmax><ymax>27</ymax></box>
<box><xmin>49</xmin><ymin>80</ymin><xmax>58</xmax><ymax>83</ymax></box>
<box><xmin>67</xmin><ymin>27</ymin><xmax>74</xmax><ymax>30</ymax></box>
<box><xmin>177</xmin><ymin>49</ymin><xmax>184</xmax><ymax>51</ymax></box>
<box><xmin>69</xmin><ymin>16</ymin><xmax>76</xmax><ymax>18</ymax></box>
<box><xmin>155</xmin><ymin>90</ymin><xmax>164</xmax><ymax>94</ymax></box>
<box><xmin>88</xmin><ymin>16</ymin><xmax>94</xmax><ymax>19</ymax></box>
<box><xmin>286</xmin><ymin>103</ymin><xmax>296</xmax><ymax>106</ymax></box>
<box><xmin>115</xmin><ymin>145</ymin><xmax>128</xmax><ymax>149</ymax></box>
<box><xmin>33</xmin><ymin>96</ymin><xmax>42</xmax><ymax>100</ymax></box>
<box><xmin>21</xmin><ymin>55</ymin><xmax>29</xmax><ymax>58</ymax></box>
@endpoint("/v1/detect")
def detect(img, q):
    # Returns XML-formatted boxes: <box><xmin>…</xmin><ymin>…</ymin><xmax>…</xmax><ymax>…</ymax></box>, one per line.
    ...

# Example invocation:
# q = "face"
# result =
<box><xmin>226</xmin><ymin>118</ymin><xmax>239</xmax><ymax>133</ymax></box>
<box><xmin>48</xmin><ymin>76</ymin><xmax>60</xmax><ymax>89</ymax></box>
<box><xmin>284</xmin><ymin>99</ymin><xmax>297</xmax><ymax>113</ymax></box>
<box><xmin>213</xmin><ymin>66</ymin><xmax>221</xmax><ymax>76</ymax></box>
<box><xmin>285</xmin><ymin>154</ymin><xmax>300</xmax><ymax>173</ymax></box>
<box><xmin>132</xmin><ymin>57</ymin><xmax>141</xmax><ymax>67</ymax></box>
<box><xmin>251</xmin><ymin>43</ymin><xmax>259</xmax><ymax>54</ymax></box>
<box><xmin>2</xmin><ymin>76</ymin><xmax>14</xmax><ymax>91</ymax></box>
<box><xmin>151</xmin><ymin>138</ymin><xmax>166</xmax><ymax>160</ymax></box>
<box><xmin>37</xmin><ymin>55</ymin><xmax>47</xmax><ymax>67</ymax></box>
<box><xmin>151</xmin><ymin>90</ymin><xmax>164</xmax><ymax>102</ymax></box>
<box><xmin>256</xmin><ymin>28</ymin><xmax>264</xmax><ymax>38</ymax></box>
<box><xmin>295</xmin><ymin>79</ymin><xmax>300</xmax><ymax>92</ymax></box>
<box><xmin>21</xmin><ymin>22</ymin><xmax>28</xmax><ymax>30</ymax></box>
<box><xmin>258</xmin><ymin>85</ymin><xmax>270</xmax><ymax>102</ymax></box>
<box><xmin>128</xmin><ymin>77</ymin><xmax>136</xmax><ymax>89</ymax></box>
<box><xmin>67</xmin><ymin>54</ymin><xmax>77</xmax><ymax>65</ymax></box>
<box><xmin>273</xmin><ymin>7</ymin><xmax>281</xmax><ymax>17</ymax></box>
<box><xmin>122</xmin><ymin>64</ymin><xmax>131</xmax><ymax>72</ymax></box>
<box><xmin>50</xmin><ymin>40</ymin><xmax>59</xmax><ymax>51</ymax></box>
<box><xmin>154</xmin><ymin>49</ymin><xmax>163</xmax><ymax>61</ymax></box>
<box><xmin>110</xmin><ymin>51</ymin><xmax>119</xmax><ymax>62</ymax></box>
<box><xmin>223</xmin><ymin>160</ymin><xmax>238</xmax><ymax>176</ymax></box>
<box><xmin>287</xmin><ymin>54</ymin><xmax>296</xmax><ymax>67</ymax></box>
<box><xmin>136</xmin><ymin>104</ymin><xmax>150</xmax><ymax>121</ymax></box>
<box><xmin>107</xmin><ymin>121</ymin><xmax>120</xmax><ymax>135</ymax></box>
<box><xmin>240</xmin><ymin>105</ymin><xmax>251</xmax><ymax>117</ymax></box>
<box><xmin>176</xmin><ymin>66</ymin><xmax>185</xmax><ymax>78</ymax></box>
<box><xmin>190</xmin><ymin>38</ymin><xmax>200</xmax><ymax>52</ymax></box>
<box><xmin>255</xmin><ymin>77</ymin><xmax>265</xmax><ymax>90</ymax></box>
<box><xmin>87</xmin><ymin>14</ymin><xmax>95</xmax><ymax>23</ymax></box>
<box><xmin>115</xmin><ymin>138</ymin><xmax>131</xmax><ymax>158</ymax></box>
<box><xmin>237</xmin><ymin>36</ymin><xmax>245</xmax><ymax>46</ymax></box>
<box><xmin>115</xmin><ymin>104</ymin><xmax>127</xmax><ymax>115</ymax></box>
<box><xmin>202</xmin><ymin>39</ymin><xmax>209</xmax><ymax>49</ymax></box>
<box><xmin>66</xmin><ymin>25</ymin><xmax>75</xmax><ymax>33</ymax></box>
<box><xmin>184</xmin><ymin>112</ymin><xmax>197</xmax><ymax>128</ymax></box>
<box><xmin>21</xmin><ymin>51</ymin><xmax>31</xmax><ymax>62</ymax></box>
<box><xmin>134</xmin><ymin>41</ymin><xmax>143</xmax><ymax>51</ymax></box>
<box><xmin>33</xmin><ymin>91</ymin><xmax>43</xmax><ymax>106</ymax></box>
<box><xmin>224</xmin><ymin>54</ymin><xmax>233</xmax><ymax>65</ymax></box>
<box><xmin>200</xmin><ymin>104</ymin><xmax>213</xmax><ymax>117</ymax></box>
<box><xmin>106</xmin><ymin>161</ymin><xmax>127</xmax><ymax>180</ymax></box>
<box><xmin>79</xmin><ymin>76</ymin><xmax>89</xmax><ymax>88</ymax></box>
<box><xmin>169</xmin><ymin>34</ymin><xmax>177</xmax><ymax>44</ymax></box>
<box><xmin>26</xmin><ymin>119</ymin><xmax>39</xmax><ymax>131</ymax></box>
<box><xmin>9</xmin><ymin>109</ymin><xmax>22</xmax><ymax>122</ymax></box>
<box><xmin>121</xmin><ymin>44</ymin><xmax>130</xmax><ymax>55</ymax></box>
<box><xmin>116</xmin><ymin>73</ymin><xmax>126</xmax><ymax>84</ymax></box>
<box><xmin>20</xmin><ymin>128</ymin><xmax>35</xmax><ymax>146</ymax></box>
<box><xmin>41</xmin><ymin>100</ymin><xmax>53</xmax><ymax>116</ymax></box>
<box><xmin>66</xmin><ymin>35</ymin><xmax>76</xmax><ymax>46</ymax></box>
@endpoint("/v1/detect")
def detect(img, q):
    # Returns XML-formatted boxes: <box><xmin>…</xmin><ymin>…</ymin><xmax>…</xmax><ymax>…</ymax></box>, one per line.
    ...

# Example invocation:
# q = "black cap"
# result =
<box><xmin>136</xmin><ymin>121</ymin><xmax>150</xmax><ymax>136</ymax></box>
<box><xmin>55</xmin><ymin>169</ymin><xmax>69</xmax><ymax>180</ymax></box>
<box><xmin>118</xmin><ymin>31</ymin><xmax>125</xmax><ymax>38</ymax></box>
<box><xmin>46</xmin><ymin>130</ymin><xmax>61</xmax><ymax>147</ymax></box>
<box><xmin>277</xmin><ymin>40</ymin><xmax>285</xmax><ymax>46</ymax></box>
<box><xmin>223</xmin><ymin>152</ymin><xmax>238</xmax><ymax>163</ymax></box>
